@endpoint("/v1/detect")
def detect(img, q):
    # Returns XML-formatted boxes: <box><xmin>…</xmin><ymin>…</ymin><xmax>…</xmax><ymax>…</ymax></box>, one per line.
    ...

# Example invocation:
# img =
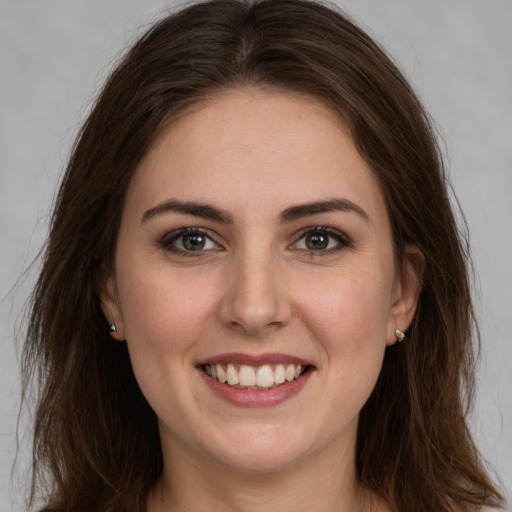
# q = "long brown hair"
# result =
<box><xmin>22</xmin><ymin>1</ymin><xmax>503</xmax><ymax>510</ymax></box>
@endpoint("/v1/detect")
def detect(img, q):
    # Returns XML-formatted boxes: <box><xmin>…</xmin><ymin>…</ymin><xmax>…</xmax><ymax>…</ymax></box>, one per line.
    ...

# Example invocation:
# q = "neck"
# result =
<box><xmin>149</xmin><ymin>436</ymin><xmax>379</xmax><ymax>512</ymax></box>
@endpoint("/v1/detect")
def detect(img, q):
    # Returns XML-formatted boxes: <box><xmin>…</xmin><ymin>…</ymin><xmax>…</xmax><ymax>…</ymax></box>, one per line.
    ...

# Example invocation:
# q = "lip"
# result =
<box><xmin>197</xmin><ymin>352</ymin><xmax>315</xmax><ymax>408</ymax></box>
<box><xmin>198</xmin><ymin>352</ymin><xmax>313</xmax><ymax>367</ymax></box>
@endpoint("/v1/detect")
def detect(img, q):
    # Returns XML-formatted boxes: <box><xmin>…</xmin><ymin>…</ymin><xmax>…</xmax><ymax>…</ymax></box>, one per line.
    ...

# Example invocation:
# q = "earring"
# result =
<box><xmin>395</xmin><ymin>329</ymin><xmax>405</xmax><ymax>342</ymax></box>
<box><xmin>109</xmin><ymin>324</ymin><xmax>117</xmax><ymax>334</ymax></box>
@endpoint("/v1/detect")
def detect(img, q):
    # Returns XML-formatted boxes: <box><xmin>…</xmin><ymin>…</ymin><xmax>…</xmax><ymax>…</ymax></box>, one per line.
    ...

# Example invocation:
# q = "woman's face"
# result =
<box><xmin>102</xmin><ymin>89</ymin><xmax>420</xmax><ymax>473</ymax></box>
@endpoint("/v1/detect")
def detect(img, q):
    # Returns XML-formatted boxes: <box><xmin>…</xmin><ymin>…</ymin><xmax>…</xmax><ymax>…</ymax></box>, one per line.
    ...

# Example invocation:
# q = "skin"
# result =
<box><xmin>102</xmin><ymin>89</ymin><xmax>423</xmax><ymax>512</ymax></box>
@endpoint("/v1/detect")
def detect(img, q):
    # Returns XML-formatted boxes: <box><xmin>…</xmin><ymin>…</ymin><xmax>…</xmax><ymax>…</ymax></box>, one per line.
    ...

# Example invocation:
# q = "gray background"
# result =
<box><xmin>1</xmin><ymin>1</ymin><xmax>511</xmax><ymax>510</ymax></box>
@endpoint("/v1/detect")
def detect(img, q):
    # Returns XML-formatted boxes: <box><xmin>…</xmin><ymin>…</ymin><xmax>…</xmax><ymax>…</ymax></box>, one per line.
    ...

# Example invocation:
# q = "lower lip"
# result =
<box><xmin>199</xmin><ymin>368</ymin><xmax>312</xmax><ymax>407</ymax></box>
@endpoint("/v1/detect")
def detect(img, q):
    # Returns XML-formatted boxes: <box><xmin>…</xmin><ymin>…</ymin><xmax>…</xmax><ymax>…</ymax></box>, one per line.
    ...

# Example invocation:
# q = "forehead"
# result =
<box><xmin>126</xmin><ymin>88</ymin><xmax>386</xmax><ymax>223</ymax></box>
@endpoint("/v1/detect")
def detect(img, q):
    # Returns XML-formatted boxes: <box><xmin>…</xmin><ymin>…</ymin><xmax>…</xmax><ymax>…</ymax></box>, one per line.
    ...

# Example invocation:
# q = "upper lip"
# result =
<box><xmin>198</xmin><ymin>352</ymin><xmax>314</xmax><ymax>367</ymax></box>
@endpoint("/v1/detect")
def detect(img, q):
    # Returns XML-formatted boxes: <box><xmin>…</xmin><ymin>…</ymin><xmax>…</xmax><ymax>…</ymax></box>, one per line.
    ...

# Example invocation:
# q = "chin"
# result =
<box><xmin>202</xmin><ymin>424</ymin><xmax>318</xmax><ymax>473</ymax></box>
<box><xmin>214</xmin><ymin>447</ymin><xmax>305</xmax><ymax>474</ymax></box>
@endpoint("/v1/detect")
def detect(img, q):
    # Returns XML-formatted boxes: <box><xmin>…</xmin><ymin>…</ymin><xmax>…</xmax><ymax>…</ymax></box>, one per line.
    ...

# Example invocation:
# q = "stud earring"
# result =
<box><xmin>109</xmin><ymin>324</ymin><xmax>117</xmax><ymax>334</ymax></box>
<box><xmin>395</xmin><ymin>329</ymin><xmax>405</xmax><ymax>342</ymax></box>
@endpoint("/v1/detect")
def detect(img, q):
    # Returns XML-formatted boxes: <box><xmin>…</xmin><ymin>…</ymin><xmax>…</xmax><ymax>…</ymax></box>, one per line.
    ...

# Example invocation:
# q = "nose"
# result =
<box><xmin>217</xmin><ymin>249</ymin><xmax>292</xmax><ymax>337</ymax></box>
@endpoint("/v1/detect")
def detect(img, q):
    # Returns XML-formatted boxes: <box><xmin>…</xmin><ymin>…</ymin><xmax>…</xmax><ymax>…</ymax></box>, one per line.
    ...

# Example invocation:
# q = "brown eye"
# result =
<box><xmin>305</xmin><ymin>233</ymin><xmax>329</xmax><ymax>250</ymax></box>
<box><xmin>292</xmin><ymin>227</ymin><xmax>351</xmax><ymax>254</ymax></box>
<box><xmin>182</xmin><ymin>233</ymin><xmax>206</xmax><ymax>251</ymax></box>
<box><xmin>161</xmin><ymin>228</ymin><xmax>220</xmax><ymax>254</ymax></box>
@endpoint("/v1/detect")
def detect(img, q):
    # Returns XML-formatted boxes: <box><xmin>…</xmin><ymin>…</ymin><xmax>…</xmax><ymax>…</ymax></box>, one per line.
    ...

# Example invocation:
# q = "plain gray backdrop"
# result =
<box><xmin>1</xmin><ymin>1</ymin><xmax>511</xmax><ymax>510</ymax></box>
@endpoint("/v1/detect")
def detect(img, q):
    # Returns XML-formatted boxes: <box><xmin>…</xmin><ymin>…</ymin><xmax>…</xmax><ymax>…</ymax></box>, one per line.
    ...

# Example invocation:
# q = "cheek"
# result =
<box><xmin>116</xmin><ymin>262</ymin><xmax>220</xmax><ymax>357</ymax></box>
<box><xmin>299</xmin><ymin>270</ymin><xmax>392</xmax><ymax>341</ymax></box>
<box><xmin>114</xmin><ymin>264</ymin><xmax>223</xmax><ymax>418</ymax></box>
<box><xmin>296</xmin><ymin>266</ymin><xmax>392</xmax><ymax>387</ymax></box>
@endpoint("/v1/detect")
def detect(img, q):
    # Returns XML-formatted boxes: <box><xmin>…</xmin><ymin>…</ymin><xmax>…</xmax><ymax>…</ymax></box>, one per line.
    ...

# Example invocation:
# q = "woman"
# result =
<box><xmin>22</xmin><ymin>0</ymin><xmax>504</xmax><ymax>511</ymax></box>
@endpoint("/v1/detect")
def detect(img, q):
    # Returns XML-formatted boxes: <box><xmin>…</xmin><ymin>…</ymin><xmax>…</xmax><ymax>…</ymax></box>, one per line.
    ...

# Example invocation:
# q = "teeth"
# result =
<box><xmin>274</xmin><ymin>364</ymin><xmax>286</xmax><ymax>384</ymax></box>
<box><xmin>226</xmin><ymin>364</ymin><xmax>239</xmax><ymax>385</ymax></box>
<box><xmin>285</xmin><ymin>364</ymin><xmax>295</xmax><ymax>382</ymax></box>
<box><xmin>256</xmin><ymin>365</ymin><xmax>274</xmax><ymax>387</ymax></box>
<box><xmin>206</xmin><ymin>363</ymin><xmax>306</xmax><ymax>389</ymax></box>
<box><xmin>217</xmin><ymin>365</ymin><xmax>227</xmax><ymax>383</ymax></box>
<box><xmin>239</xmin><ymin>365</ymin><xmax>256</xmax><ymax>386</ymax></box>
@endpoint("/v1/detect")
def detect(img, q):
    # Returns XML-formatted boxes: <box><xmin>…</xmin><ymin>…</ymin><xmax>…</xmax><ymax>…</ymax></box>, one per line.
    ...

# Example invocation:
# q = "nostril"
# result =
<box><xmin>216</xmin><ymin>267</ymin><xmax>292</xmax><ymax>335</ymax></box>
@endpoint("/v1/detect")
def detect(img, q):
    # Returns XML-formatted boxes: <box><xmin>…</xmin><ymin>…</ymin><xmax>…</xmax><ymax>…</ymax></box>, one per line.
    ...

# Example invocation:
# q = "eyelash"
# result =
<box><xmin>159</xmin><ymin>226</ymin><xmax>352</xmax><ymax>257</ymax></box>
<box><xmin>160</xmin><ymin>227</ymin><xmax>221</xmax><ymax>257</ymax></box>
<box><xmin>291</xmin><ymin>226</ymin><xmax>352</xmax><ymax>256</ymax></box>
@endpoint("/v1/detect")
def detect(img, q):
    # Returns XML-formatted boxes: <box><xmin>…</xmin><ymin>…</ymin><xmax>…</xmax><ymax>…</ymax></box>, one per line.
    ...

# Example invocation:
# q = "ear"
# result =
<box><xmin>386</xmin><ymin>245</ymin><xmax>425</xmax><ymax>346</ymax></box>
<box><xmin>99</xmin><ymin>274</ymin><xmax>126</xmax><ymax>341</ymax></box>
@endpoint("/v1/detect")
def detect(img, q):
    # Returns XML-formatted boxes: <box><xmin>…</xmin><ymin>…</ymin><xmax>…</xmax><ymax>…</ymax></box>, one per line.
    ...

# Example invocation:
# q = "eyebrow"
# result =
<box><xmin>141</xmin><ymin>199</ymin><xmax>233</xmax><ymax>224</ymax></box>
<box><xmin>141</xmin><ymin>197</ymin><xmax>369</xmax><ymax>225</ymax></box>
<box><xmin>279</xmin><ymin>198</ymin><xmax>369</xmax><ymax>223</ymax></box>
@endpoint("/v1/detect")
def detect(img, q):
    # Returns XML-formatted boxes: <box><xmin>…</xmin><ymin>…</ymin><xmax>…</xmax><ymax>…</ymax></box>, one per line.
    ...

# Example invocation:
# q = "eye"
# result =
<box><xmin>292</xmin><ymin>227</ymin><xmax>351</xmax><ymax>253</ymax></box>
<box><xmin>161</xmin><ymin>228</ymin><xmax>221</xmax><ymax>254</ymax></box>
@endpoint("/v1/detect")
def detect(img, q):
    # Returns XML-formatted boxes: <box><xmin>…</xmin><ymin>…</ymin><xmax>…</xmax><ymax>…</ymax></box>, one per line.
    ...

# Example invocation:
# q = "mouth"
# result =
<box><xmin>201</xmin><ymin>363</ymin><xmax>310</xmax><ymax>390</ymax></box>
<box><xmin>197</xmin><ymin>354</ymin><xmax>315</xmax><ymax>407</ymax></box>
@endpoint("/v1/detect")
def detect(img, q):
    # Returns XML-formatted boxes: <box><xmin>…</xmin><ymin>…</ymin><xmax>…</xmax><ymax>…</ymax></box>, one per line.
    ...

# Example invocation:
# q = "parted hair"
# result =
<box><xmin>23</xmin><ymin>1</ymin><xmax>503</xmax><ymax>511</ymax></box>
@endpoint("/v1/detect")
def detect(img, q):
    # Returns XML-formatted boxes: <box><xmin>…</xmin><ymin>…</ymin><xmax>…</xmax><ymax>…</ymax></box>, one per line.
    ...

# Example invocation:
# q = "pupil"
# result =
<box><xmin>183</xmin><ymin>233</ymin><xmax>205</xmax><ymax>250</ymax></box>
<box><xmin>306</xmin><ymin>233</ymin><xmax>328</xmax><ymax>250</ymax></box>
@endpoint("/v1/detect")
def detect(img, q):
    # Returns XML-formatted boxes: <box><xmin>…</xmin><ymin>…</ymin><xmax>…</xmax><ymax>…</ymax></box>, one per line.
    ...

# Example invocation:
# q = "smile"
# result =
<box><xmin>198</xmin><ymin>353</ymin><xmax>314</xmax><ymax>406</ymax></box>
<box><xmin>203</xmin><ymin>363</ymin><xmax>307</xmax><ymax>389</ymax></box>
